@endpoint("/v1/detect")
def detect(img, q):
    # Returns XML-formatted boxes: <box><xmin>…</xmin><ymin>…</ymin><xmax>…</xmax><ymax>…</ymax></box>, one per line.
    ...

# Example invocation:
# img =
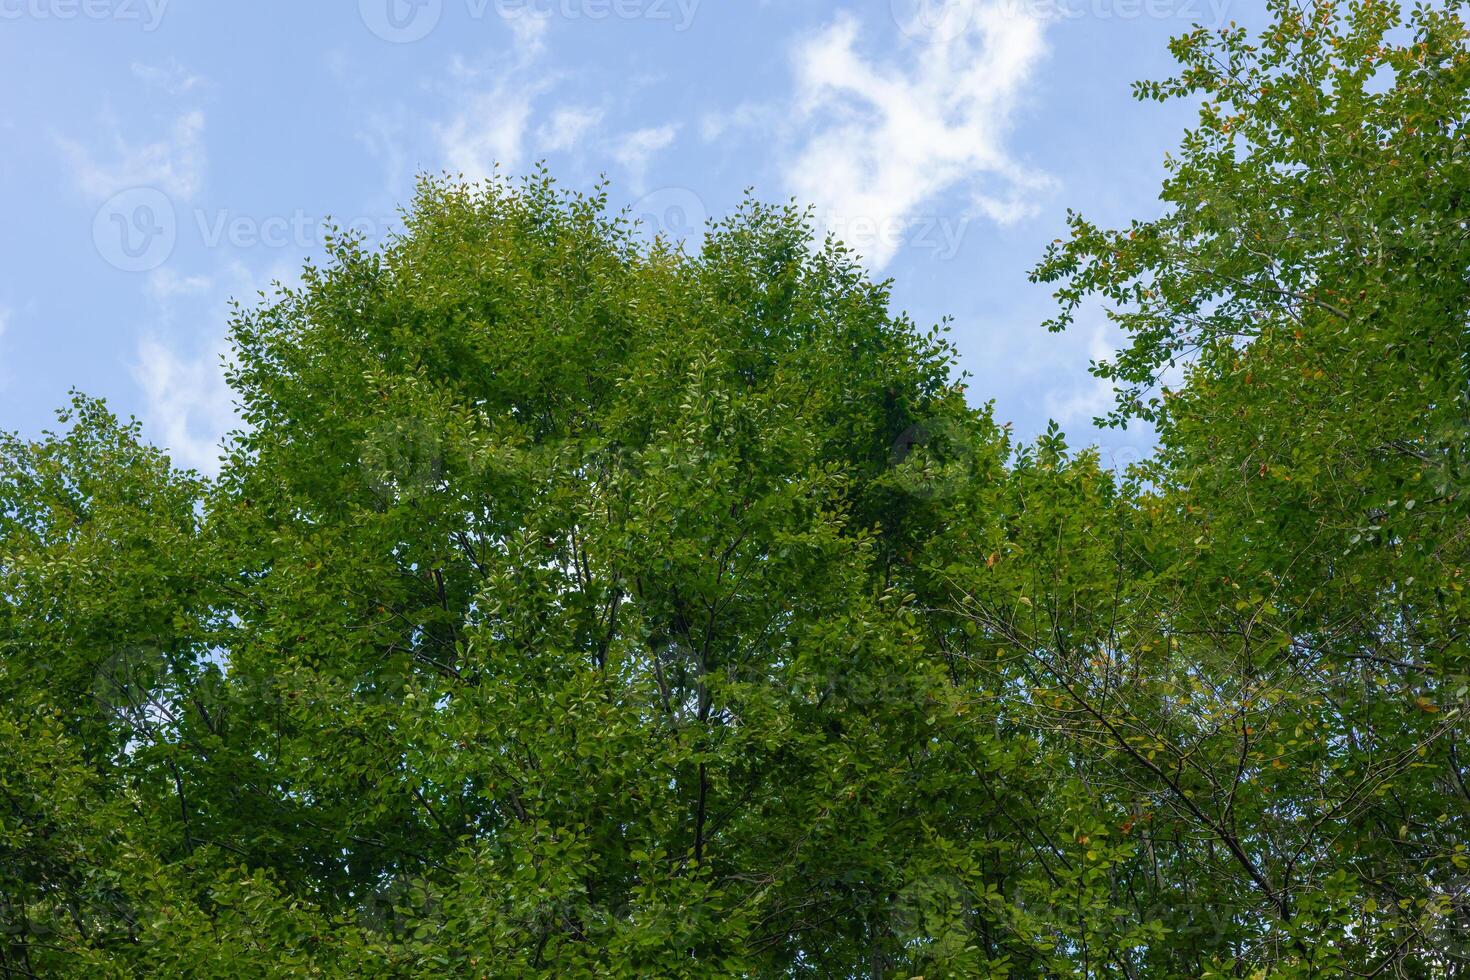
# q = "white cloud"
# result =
<box><xmin>611</xmin><ymin>124</ymin><xmax>677</xmax><ymax>192</ymax></box>
<box><xmin>433</xmin><ymin>15</ymin><xmax>556</xmax><ymax>180</ymax></box>
<box><xmin>501</xmin><ymin>8</ymin><xmax>549</xmax><ymax>56</ymax></box>
<box><xmin>430</xmin><ymin>17</ymin><xmax>659</xmax><ymax>183</ymax></box>
<box><xmin>356</xmin><ymin>109</ymin><xmax>417</xmax><ymax>198</ymax></box>
<box><xmin>407</xmin><ymin>13</ymin><xmax>670</xmax><ymax>190</ymax></box>
<box><xmin>700</xmin><ymin>102</ymin><xmax>775</xmax><ymax>143</ymax></box>
<box><xmin>131</xmin><ymin>260</ymin><xmax>296</xmax><ymax>475</ymax></box>
<box><xmin>783</xmin><ymin>4</ymin><xmax>1050</xmax><ymax>268</ymax></box>
<box><xmin>537</xmin><ymin>106</ymin><xmax>604</xmax><ymax>154</ymax></box>
<box><xmin>1044</xmin><ymin>321</ymin><xmax>1116</xmax><ymax>427</ymax></box>
<box><xmin>436</xmin><ymin>84</ymin><xmax>539</xmax><ymax>179</ymax></box>
<box><xmin>59</xmin><ymin>109</ymin><xmax>206</xmax><ymax>202</ymax></box>
<box><xmin>52</xmin><ymin>74</ymin><xmax>224</xmax><ymax>468</ymax></box>
<box><xmin>133</xmin><ymin>334</ymin><xmax>236</xmax><ymax>474</ymax></box>
<box><xmin>131</xmin><ymin>59</ymin><xmax>205</xmax><ymax>96</ymax></box>
<box><xmin>146</xmin><ymin>268</ymin><xmax>213</xmax><ymax>304</ymax></box>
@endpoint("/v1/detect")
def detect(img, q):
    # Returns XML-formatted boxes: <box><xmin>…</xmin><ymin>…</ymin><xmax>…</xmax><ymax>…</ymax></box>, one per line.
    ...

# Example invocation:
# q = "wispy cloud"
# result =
<box><xmin>611</xmin><ymin>124</ymin><xmax>677</xmax><ymax>192</ymax></box>
<box><xmin>431</xmin><ymin>16</ymin><xmax>677</xmax><ymax>183</ymax></box>
<box><xmin>145</xmin><ymin>268</ymin><xmax>213</xmax><ymax>304</ymax></box>
<box><xmin>502</xmin><ymin>8</ymin><xmax>550</xmax><ymax>55</ymax></box>
<box><xmin>699</xmin><ymin>102</ymin><xmax>776</xmax><ymax>143</ymax></box>
<box><xmin>131</xmin><ymin>59</ymin><xmax>206</xmax><ymax>97</ymax></box>
<box><xmin>537</xmin><ymin>106</ymin><xmax>604</xmax><ymax>154</ymax></box>
<box><xmin>131</xmin><ymin>260</ymin><xmax>294</xmax><ymax>475</ymax></box>
<box><xmin>436</xmin><ymin>80</ymin><xmax>541</xmax><ymax>179</ymax></box>
<box><xmin>432</xmin><ymin>16</ymin><xmax>555</xmax><ymax>180</ymax></box>
<box><xmin>58</xmin><ymin>109</ymin><xmax>206</xmax><ymax>202</ymax></box>
<box><xmin>357</xmin><ymin>108</ymin><xmax>417</xmax><ymax>197</ymax></box>
<box><xmin>133</xmin><ymin>334</ymin><xmax>236</xmax><ymax>474</ymax></box>
<box><xmin>1044</xmin><ymin>321</ymin><xmax>1116</xmax><ymax>427</ymax></box>
<box><xmin>783</xmin><ymin>4</ymin><xmax>1050</xmax><ymax>267</ymax></box>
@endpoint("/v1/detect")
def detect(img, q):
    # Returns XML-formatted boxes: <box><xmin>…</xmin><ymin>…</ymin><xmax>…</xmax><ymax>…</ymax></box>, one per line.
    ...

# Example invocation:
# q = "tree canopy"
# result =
<box><xmin>3</xmin><ymin>2</ymin><xmax>1468</xmax><ymax>975</ymax></box>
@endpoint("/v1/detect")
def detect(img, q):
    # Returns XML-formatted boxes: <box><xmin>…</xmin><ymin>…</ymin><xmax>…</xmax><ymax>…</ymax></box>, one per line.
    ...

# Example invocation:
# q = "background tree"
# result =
<box><xmin>1012</xmin><ymin>0</ymin><xmax>1470</xmax><ymax>973</ymax></box>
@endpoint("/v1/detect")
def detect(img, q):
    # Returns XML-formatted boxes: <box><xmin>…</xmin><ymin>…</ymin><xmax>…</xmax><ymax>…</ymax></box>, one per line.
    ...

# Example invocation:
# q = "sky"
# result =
<box><xmin>0</xmin><ymin>0</ymin><xmax>1265</xmax><ymax>474</ymax></box>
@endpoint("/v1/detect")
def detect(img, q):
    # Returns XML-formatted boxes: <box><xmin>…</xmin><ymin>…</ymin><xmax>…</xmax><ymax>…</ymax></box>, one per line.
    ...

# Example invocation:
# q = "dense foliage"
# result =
<box><xmin>2</xmin><ymin>2</ymin><xmax>1467</xmax><ymax>974</ymax></box>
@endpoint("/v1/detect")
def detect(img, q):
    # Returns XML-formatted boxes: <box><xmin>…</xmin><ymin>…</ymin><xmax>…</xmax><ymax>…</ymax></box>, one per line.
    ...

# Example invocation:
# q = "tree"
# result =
<box><xmin>3</xmin><ymin>2</ymin><xmax>1467</xmax><ymax>974</ymax></box>
<box><xmin>3</xmin><ymin>177</ymin><xmax>1072</xmax><ymax>976</ymax></box>
<box><xmin>1010</xmin><ymin>0</ymin><xmax>1470</xmax><ymax>972</ymax></box>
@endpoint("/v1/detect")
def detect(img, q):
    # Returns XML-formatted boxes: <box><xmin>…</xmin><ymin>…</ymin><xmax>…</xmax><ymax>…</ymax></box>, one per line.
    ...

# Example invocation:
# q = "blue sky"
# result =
<box><xmin>0</xmin><ymin>0</ymin><xmax>1260</xmax><ymax>473</ymax></box>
